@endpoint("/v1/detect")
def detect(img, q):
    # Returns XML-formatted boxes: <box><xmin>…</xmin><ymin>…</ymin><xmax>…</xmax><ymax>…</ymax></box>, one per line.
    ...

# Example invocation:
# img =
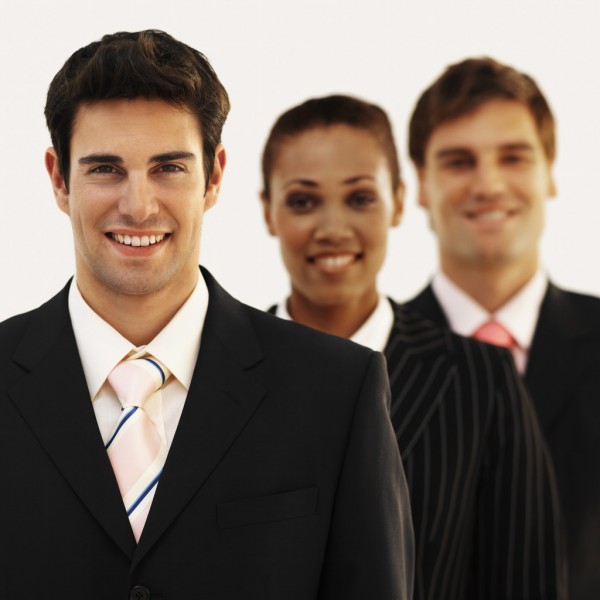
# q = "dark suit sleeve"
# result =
<box><xmin>473</xmin><ymin>344</ymin><xmax>567</xmax><ymax>599</ymax></box>
<box><xmin>317</xmin><ymin>351</ymin><xmax>414</xmax><ymax>600</ymax></box>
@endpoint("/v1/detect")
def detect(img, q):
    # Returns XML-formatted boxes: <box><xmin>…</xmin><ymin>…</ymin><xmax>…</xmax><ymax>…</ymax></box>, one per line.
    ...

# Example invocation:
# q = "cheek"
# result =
<box><xmin>274</xmin><ymin>218</ymin><xmax>312</xmax><ymax>254</ymax></box>
<box><xmin>360</xmin><ymin>215</ymin><xmax>390</xmax><ymax>255</ymax></box>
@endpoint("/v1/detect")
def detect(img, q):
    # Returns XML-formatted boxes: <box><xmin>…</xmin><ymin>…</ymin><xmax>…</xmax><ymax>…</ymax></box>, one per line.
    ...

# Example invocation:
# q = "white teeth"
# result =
<box><xmin>472</xmin><ymin>210</ymin><xmax>508</xmax><ymax>221</ymax></box>
<box><xmin>111</xmin><ymin>233</ymin><xmax>166</xmax><ymax>246</ymax></box>
<box><xmin>314</xmin><ymin>254</ymin><xmax>355</xmax><ymax>268</ymax></box>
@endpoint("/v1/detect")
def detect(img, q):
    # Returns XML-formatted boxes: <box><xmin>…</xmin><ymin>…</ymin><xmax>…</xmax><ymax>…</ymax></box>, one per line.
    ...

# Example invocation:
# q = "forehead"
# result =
<box><xmin>273</xmin><ymin>125</ymin><xmax>388</xmax><ymax>177</ymax></box>
<box><xmin>70</xmin><ymin>99</ymin><xmax>202</xmax><ymax>155</ymax></box>
<box><xmin>425</xmin><ymin>99</ymin><xmax>544</xmax><ymax>157</ymax></box>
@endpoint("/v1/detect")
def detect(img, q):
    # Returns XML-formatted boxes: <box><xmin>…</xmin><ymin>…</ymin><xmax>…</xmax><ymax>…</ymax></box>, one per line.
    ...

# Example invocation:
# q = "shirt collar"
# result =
<box><xmin>68</xmin><ymin>274</ymin><xmax>208</xmax><ymax>400</ymax></box>
<box><xmin>275</xmin><ymin>295</ymin><xmax>393</xmax><ymax>353</ymax></box>
<box><xmin>432</xmin><ymin>270</ymin><xmax>548</xmax><ymax>350</ymax></box>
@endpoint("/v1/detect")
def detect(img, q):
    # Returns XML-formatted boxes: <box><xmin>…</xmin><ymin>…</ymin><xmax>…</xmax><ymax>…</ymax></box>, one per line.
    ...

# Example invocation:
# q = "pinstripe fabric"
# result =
<box><xmin>386</xmin><ymin>301</ymin><xmax>565</xmax><ymax>600</ymax></box>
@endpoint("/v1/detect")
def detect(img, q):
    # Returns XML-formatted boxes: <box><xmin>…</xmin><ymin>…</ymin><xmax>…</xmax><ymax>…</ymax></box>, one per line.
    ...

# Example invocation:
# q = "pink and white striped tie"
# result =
<box><xmin>106</xmin><ymin>354</ymin><xmax>170</xmax><ymax>542</ymax></box>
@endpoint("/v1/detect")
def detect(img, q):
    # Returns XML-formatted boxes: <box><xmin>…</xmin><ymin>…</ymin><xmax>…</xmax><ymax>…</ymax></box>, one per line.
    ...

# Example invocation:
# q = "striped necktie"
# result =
<box><xmin>106</xmin><ymin>354</ymin><xmax>170</xmax><ymax>542</ymax></box>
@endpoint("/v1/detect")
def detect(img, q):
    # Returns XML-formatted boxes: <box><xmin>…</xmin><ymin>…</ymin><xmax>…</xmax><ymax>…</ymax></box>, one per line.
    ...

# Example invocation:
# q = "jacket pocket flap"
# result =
<box><xmin>217</xmin><ymin>486</ymin><xmax>318</xmax><ymax>529</ymax></box>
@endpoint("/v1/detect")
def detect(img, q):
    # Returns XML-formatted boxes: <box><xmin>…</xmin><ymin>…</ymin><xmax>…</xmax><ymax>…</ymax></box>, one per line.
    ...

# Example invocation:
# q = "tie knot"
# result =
<box><xmin>473</xmin><ymin>320</ymin><xmax>515</xmax><ymax>348</ymax></box>
<box><xmin>108</xmin><ymin>355</ymin><xmax>170</xmax><ymax>409</ymax></box>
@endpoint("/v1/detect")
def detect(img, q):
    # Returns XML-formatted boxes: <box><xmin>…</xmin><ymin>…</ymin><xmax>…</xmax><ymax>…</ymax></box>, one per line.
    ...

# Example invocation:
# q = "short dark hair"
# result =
<box><xmin>408</xmin><ymin>57</ymin><xmax>556</xmax><ymax>167</ymax></box>
<box><xmin>45</xmin><ymin>30</ymin><xmax>230</xmax><ymax>190</ymax></box>
<box><xmin>261</xmin><ymin>94</ymin><xmax>401</xmax><ymax>200</ymax></box>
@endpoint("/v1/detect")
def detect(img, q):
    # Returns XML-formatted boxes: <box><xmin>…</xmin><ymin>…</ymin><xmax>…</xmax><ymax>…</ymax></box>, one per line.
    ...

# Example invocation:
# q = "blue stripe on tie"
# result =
<box><xmin>143</xmin><ymin>357</ymin><xmax>165</xmax><ymax>386</ymax></box>
<box><xmin>105</xmin><ymin>406</ymin><xmax>138</xmax><ymax>449</ymax></box>
<box><xmin>127</xmin><ymin>470</ymin><xmax>162</xmax><ymax>516</ymax></box>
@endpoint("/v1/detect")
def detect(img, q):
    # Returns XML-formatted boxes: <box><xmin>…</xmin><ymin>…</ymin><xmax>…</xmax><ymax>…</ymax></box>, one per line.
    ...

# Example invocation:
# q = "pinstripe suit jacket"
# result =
<box><xmin>405</xmin><ymin>283</ymin><xmax>600</xmax><ymax>600</ymax></box>
<box><xmin>268</xmin><ymin>300</ymin><xmax>565</xmax><ymax>599</ymax></box>
<box><xmin>384</xmin><ymin>300</ymin><xmax>565</xmax><ymax>600</ymax></box>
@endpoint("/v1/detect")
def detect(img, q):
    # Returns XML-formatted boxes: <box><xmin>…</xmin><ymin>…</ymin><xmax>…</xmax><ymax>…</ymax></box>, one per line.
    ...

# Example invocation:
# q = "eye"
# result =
<box><xmin>286</xmin><ymin>194</ymin><xmax>318</xmax><ymax>212</ymax></box>
<box><xmin>89</xmin><ymin>164</ymin><xmax>119</xmax><ymax>175</ymax></box>
<box><xmin>348</xmin><ymin>191</ymin><xmax>376</xmax><ymax>208</ymax></box>
<box><xmin>441</xmin><ymin>157</ymin><xmax>474</xmax><ymax>170</ymax></box>
<box><xmin>501</xmin><ymin>153</ymin><xmax>530</xmax><ymax>165</ymax></box>
<box><xmin>154</xmin><ymin>163</ymin><xmax>185</xmax><ymax>175</ymax></box>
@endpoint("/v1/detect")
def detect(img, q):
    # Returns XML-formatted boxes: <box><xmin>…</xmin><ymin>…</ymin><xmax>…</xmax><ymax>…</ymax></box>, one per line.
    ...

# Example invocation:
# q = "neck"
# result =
<box><xmin>76</xmin><ymin>276</ymin><xmax>197</xmax><ymax>346</ymax></box>
<box><xmin>441</xmin><ymin>256</ymin><xmax>538</xmax><ymax>313</ymax></box>
<box><xmin>287</xmin><ymin>289</ymin><xmax>378</xmax><ymax>339</ymax></box>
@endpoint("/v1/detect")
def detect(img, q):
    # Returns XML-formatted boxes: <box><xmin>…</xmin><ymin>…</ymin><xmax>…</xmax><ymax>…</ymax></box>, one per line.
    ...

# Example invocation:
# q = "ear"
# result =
<box><xmin>390</xmin><ymin>181</ymin><xmax>405</xmax><ymax>227</ymax></box>
<box><xmin>260</xmin><ymin>191</ymin><xmax>277</xmax><ymax>236</ymax></box>
<box><xmin>547</xmin><ymin>166</ymin><xmax>558</xmax><ymax>199</ymax></box>
<box><xmin>203</xmin><ymin>144</ymin><xmax>226</xmax><ymax>211</ymax></box>
<box><xmin>45</xmin><ymin>147</ymin><xmax>70</xmax><ymax>214</ymax></box>
<box><xmin>416</xmin><ymin>167</ymin><xmax>429</xmax><ymax>209</ymax></box>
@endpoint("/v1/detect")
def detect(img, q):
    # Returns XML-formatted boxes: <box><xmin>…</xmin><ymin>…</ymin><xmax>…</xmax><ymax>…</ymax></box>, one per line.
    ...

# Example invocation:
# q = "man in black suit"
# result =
<box><xmin>405</xmin><ymin>56</ymin><xmax>600</xmax><ymax>599</ymax></box>
<box><xmin>0</xmin><ymin>30</ymin><xmax>413</xmax><ymax>599</ymax></box>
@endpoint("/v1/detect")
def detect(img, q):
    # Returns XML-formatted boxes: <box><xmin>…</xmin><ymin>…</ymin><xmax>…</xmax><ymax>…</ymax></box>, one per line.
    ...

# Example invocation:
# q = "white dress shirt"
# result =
<box><xmin>432</xmin><ymin>270</ymin><xmax>548</xmax><ymax>373</ymax></box>
<box><xmin>274</xmin><ymin>295</ymin><xmax>394</xmax><ymax>353</ymax></box>
<box><xmin>68</xmin><ymin>275</ymin><xmax>208</xmax><ymax>447</ymax></box>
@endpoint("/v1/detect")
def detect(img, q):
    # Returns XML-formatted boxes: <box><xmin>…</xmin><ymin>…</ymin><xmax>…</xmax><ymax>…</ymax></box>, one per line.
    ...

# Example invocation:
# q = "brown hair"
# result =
<box><xmin>45</xmin><ymin>30</ymin><xmax>230</xmax><ymax>190</ymax></box>
<box><xmin>261</xmin><ymin>94</ymin><xmax>401</xmax><ymax>200</ymax></box>
<box><xmin>408</xmin><ymin>57</ymin><xmax>555</xmax><ymax>167</ymax></box>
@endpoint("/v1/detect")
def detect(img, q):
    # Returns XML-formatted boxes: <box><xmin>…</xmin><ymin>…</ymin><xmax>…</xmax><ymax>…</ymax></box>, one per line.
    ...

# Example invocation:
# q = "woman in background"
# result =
<box><xmin>259</xmin><ymin>95</ymin><xmax>565</xmax><ymax>600</ymax></box>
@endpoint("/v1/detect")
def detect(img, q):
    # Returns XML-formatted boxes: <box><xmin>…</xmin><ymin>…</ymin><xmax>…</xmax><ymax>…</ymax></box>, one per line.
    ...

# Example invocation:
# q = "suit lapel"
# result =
<box><xmin>386</xmin><ymin>300</ymin><xmax>456</xmax><ymax>457</ymax></box>
<box><xmin>8</xmin><ymin>283</ymin><xmax>135</xmax><ymax>559</ymax></box>
<box><xmin>525</xmin><ymin>284</ymin><xmax>588</xmax><ymax>428</ymax></box>
<box><xmin>135</xmin><ymin>269</ymin><xmax>266</xmax><ymax>565</ymax></box>
<box><xmin>403</xmin><ymin>284</ymin><xmax>450</xmax><ymax>328</ymax></box>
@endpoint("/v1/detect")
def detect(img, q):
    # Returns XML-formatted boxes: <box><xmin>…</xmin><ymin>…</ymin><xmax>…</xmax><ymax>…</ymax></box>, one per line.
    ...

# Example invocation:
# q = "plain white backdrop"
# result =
<box><xmin>1</xmin><ymin>0</ymin><xmax>599</xmax><ymax>322</ymax></box>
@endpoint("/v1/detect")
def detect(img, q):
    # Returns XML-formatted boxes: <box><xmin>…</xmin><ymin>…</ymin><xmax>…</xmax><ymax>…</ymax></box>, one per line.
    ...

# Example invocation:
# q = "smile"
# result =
<box><xmin>109</xmin><ymin>233</ymin><xmax>168</xmax><ymax>247</ymax></box>
<box><xmin>308</xmin><ymin>253</ymin><xmax>362</xmax><ymax>273</ymax></box>
<box><xmin>465</xmin><ymin>209</ymin><xmax>516</xmax><ymax>222</ymax></box>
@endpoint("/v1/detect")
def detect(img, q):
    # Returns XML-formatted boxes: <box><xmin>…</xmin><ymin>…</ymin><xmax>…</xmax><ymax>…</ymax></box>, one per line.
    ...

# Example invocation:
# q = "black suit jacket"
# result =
<box><xmin>384</xmin><ymin>300</ymin><xmax>565</xmax><ymax>600</ymax></box>
<box><xmin>0</xmin><ymin>270</ymin><xmax>413</xmax><ymax>600</ymax></box>
<box><xmin>405</xmin><ymin>283</ymin><xmax>600</xmax><ymax>600</ymax></box>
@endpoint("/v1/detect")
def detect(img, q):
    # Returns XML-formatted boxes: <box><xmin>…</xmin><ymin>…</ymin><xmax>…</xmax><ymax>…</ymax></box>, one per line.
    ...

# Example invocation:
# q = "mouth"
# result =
<box><xmin>107</xmin><ymin>233</ymin><xmax>170</xmax><ymax>247</ymax></box>
<box><xmin>464</xmin><ymin>208</ymin><xmax>517</xmax><ymax>222</ymax></box>
<box><xmin>308</xmin><ymin>252</ymin><xmax>363</xmax><ymax>273</ymax></box>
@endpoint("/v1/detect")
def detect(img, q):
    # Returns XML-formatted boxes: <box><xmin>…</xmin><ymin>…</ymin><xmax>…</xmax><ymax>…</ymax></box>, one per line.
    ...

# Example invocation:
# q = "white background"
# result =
<box><xmin>1</xmin><ymin>0</ymin><xmax>599</xmax><ymax>321</ymax></box>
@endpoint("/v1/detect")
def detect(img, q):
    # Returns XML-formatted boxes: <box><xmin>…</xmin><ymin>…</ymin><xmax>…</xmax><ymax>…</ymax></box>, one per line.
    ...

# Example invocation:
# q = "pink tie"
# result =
<box><xmin>106</xmin><ymin>354</ymin><xmax>170</xmax><ymax>542</ymax></box>
<box><xmin>472</xmin><ymin>320</ymin><xmax>515</xmax><ymax>348</ymax></box>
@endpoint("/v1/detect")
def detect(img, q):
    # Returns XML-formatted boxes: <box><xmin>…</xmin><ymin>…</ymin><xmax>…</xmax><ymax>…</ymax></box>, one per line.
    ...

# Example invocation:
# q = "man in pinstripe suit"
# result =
<box><xmin>406</xmin><ymin>56</ymin><xmax>600</xmax><ymax>599</ymax></box>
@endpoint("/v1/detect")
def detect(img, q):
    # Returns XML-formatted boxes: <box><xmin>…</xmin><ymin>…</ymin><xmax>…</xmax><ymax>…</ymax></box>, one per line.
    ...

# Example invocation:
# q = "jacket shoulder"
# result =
<box><xmin>0</xmin><ymin>310</ymin><xmax>35</xmax><ymax>357</ymax></box>
<box><xmin>387</xmin><ymin>299</ymin><xmax>515</xmax><ymax>398</ymax></box>
<box><xmin>246</xmin><ymin>302</ymin><xmax>376</xmax><ymax>365</ymax></box>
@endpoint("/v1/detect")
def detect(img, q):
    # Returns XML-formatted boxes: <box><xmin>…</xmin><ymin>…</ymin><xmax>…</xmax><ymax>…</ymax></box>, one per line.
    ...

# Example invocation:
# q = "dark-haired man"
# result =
<box><xmin>405</xmin><ymin>56</ymin><xmax>600</xmax><ymax>599</ymax></box>
<box><xmin>0</xmin><ymin>31</ymin><xmax>413</xmax><ymax>599</ymax></box>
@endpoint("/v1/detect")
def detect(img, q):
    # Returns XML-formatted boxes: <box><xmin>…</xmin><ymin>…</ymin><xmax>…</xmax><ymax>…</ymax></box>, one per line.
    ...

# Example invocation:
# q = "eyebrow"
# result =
<box><xmin>434</xmin><ymin>143</ymin><xmax>536</xmax><ymax>161</ymax></box>
<box><xmin>149</xmin><ymin>151</ymin><xmax>197</xmax><ymax>164</ymax></box>
<box><xmin>77</xmin><ymin>151</ymin><xmax>197</xmax><ymax>167</ymax></box>
<box><xmin>78</xmin><ymin>154</ymin><xmax>123</xmax><ymax>166</ymax></box>
<box><xmin>282</xmin><ymin>175</ymin><xmax>375</xmax><ymax>189</ymax></box>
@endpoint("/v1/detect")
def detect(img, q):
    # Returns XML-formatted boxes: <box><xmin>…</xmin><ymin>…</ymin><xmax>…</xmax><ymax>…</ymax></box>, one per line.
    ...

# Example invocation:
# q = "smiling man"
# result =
<box><xmin>0</xmin><ymin>31</ymin><xmax>413</xmax><ymax>599</ymax></box>
<box><xmin>405</xmin><ymin>56</ymin><xmax>600</xmax><ymax>599</ymax></box>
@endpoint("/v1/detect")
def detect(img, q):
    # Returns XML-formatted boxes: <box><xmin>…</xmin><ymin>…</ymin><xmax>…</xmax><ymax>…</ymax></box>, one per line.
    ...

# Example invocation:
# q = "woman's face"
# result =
<box><xmin>263</xmin><ymin>124</ymin><xmax>403</xmax><ymax>309</ymax></box>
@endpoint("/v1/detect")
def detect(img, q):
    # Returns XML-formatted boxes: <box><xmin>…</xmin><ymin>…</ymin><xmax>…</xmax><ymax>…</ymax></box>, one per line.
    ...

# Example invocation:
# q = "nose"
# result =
<box><xmin>118</xmin><ymin>174</ymin><xmax>159</xmax><ymax>222</ymax></box>
<box><xmin>470</xmin><ymin>159</ymin><xmax>507</xmax><ymax>200</ymax></box>
<box><xmin>313</xmin><ymin>205</ymin><xmax>353</xmax><ymax>243</ymax></box>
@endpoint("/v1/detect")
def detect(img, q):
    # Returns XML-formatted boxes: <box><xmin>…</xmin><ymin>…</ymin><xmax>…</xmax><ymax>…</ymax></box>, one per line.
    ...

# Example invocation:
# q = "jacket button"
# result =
<box><xmin>130</xmin><ymin>585</ymin><xmax>151</xmax><ymax>600</ymax></box>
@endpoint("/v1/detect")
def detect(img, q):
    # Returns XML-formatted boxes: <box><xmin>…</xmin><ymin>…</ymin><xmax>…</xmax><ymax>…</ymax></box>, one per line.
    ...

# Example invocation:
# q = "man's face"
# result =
<box><xmin>418</xmin><ymin>99</ymin><xmax>556</xmax><ymax>277</ymax></box>
<box><xmin>46</xmin><ymin>99</ymin><xmax>224</xmax><ymax>304</ymax></box>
